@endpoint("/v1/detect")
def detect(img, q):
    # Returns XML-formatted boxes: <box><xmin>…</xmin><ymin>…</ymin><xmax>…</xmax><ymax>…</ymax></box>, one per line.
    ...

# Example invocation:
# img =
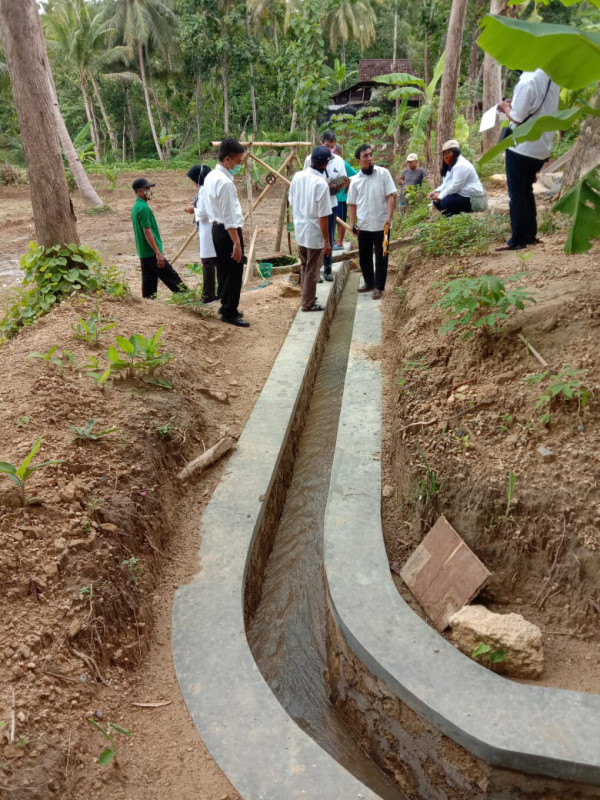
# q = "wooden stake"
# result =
<box><xmin>211</xmin><ymin>141</ymin><xmax>311</xmax><ymax>148</ymax></box>
<box><xmin>243</xmin><ymin>227</ymin><xmax>259</xmax><ymax>286</ymax></box>
<box><xmin>178</xmin><ymin>433</ymin><xmax>237</xmax><ymax>480</ymax></box>
<box><xmin>243</xmin><ymin>151</ymin><xmax>295</xmax><ymax>222</ymax></box>
<box><xmin>171</xmin><ymin>227</ymin><xmax>197</xmax><ymax>266</ymax></box>
<box><xmin>518</xmin><ymin>334</ymin><xmax>549</xmax><ymax>368</ymax></box>
<box><xmin>244</xmin><ymin>146</ymin><xmax>255</xmax><ymax>237</ymax></box>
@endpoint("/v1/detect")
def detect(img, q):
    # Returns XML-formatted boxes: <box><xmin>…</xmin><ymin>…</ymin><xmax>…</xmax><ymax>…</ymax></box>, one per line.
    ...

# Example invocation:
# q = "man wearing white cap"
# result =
<box><xmin>398</xmin><ymin>153</ymin><xmax>427</xmax><ymax>209</ymax></box>
<box><xmin>428</xmin><ymin>140</ymin><xmax>487</xmax><ymax>217</ymax></box>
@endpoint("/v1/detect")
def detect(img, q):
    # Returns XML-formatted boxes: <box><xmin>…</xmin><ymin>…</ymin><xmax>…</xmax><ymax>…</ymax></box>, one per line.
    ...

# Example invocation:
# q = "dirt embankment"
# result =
<box><xmin>381</xmin><ymin>233</ymin><xmax>600</xmax><ymax>693</ymax></box>
<box><xmin>0</xmin><ymin>281</ymin><xmax>298</xmax><ymax>799</ymax></box>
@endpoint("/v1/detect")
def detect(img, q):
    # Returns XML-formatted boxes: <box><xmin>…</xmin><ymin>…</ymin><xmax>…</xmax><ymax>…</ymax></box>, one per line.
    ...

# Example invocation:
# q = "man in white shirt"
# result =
<box><xmin>497</xmin><ymin>69</ymin><xmax>560</xmax><ymax>250</ymax></box>
<box><xmin>347</xmin><ymin>145</ymin><xmax>397</xmax><ymax>300</ymax></box>
<box><xmin>303</xmin><ymin>130</ymin><xmax>347</xmax><ymax>281</ymax></box>
<box><xmin>429</xmin><ymin>140</ymin><xmax>487</xmax><ymax>216</ymax></box>
<box><xmin>204</xmin><ymin>138</ymin><xmax>249</xmax><ymax>327</ymax></box>
<box><xmin>289</xmin><ymin>146</ymin><xmax>333</xmax><ymax>312</ymax></box>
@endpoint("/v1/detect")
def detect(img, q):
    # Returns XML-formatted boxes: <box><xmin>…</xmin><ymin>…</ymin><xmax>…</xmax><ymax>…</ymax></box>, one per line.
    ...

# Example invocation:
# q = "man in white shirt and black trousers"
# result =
<box><xmin>348</xmin><ymin>145</ymin><xmax>397</xmax><ymax>300</ymax></box>
<box><xmin>289</xmin><ymin>145</ymin><xmax>333</xmax><ymax>312</ymax></box>
<box><xmin>203</xmin><ymin>138</ymin><xmax>249</xmax><ymax>327</ymax></box>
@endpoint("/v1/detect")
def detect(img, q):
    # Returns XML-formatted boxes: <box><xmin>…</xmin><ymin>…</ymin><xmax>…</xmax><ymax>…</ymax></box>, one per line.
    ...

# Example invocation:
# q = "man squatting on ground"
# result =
<box><xmin>203</xmin><ymin>138</ymin><xmax>250</xmax><ymax>328</ymax></box>
<box><xmin>131</xmin><ymin>177</ymin><xmax>188</xmax><ymax>298</ymax></box>
<box><xmin>304</xmin><ymin>130</ymin><xmax>347</xmax><ymax>281</ymax></box>
<box><xmin>348</xmin><ymin>145</ymin><xmax>397</xmax><ymax>300</ymax></box>
<box><xmin>185</xmin><ymin>164</ymin><xmax>223</xmax><ymax>304</ymax></box>
<box><xmin>496</xmin><ymin>68</ymin><xmax>560</xmax><ymax>251</ymax></box>
<box><xmin>288</xmin><ymin>145</ymin><xmax>333</xmax><ymax>312</ymax></box>
<box><xmin>428</xmin><ymin>140</ymin><xmax>487</xmax><ymax>217</ymax></box>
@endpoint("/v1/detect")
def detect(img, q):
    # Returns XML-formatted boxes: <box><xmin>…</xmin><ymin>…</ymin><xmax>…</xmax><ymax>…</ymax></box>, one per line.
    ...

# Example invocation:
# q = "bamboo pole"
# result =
<box><xmin>243</xmin><ymin>227</ymin><xmax>259</xmax><ymax>286</ymax></box>
<box><xmin>171</xmin><ymin>227</ymin><xmax>197</xmax><ymax>265</ymax></box>
<box><xmin>242</xmin><ymin>151</ymin><xmax>295</xmax><ymax>222</ymax></box>
<box><xmin>211</xmin><ymin>141</ymin><xmax>311</xmax><ymax>147</ymax></box>
<box><xmin>244</xmin><ymin>147</ymin><xmax>255</xmax><ymax>236</ymax></box>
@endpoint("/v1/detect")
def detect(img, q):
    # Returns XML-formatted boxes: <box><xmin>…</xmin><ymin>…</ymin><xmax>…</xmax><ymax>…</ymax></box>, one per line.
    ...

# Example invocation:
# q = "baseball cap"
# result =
<box><xmin>311</xmin><ymin>145</ymin><xmax>334</xmax><ymax>167</ymax></box>
<box><xmin>406</xmin><ymin>153</ymin><xmax>418</xmax><ymax>162</ymax></box>
<box><xmin>132</xmin><ymin>177</ymin><xmax>156</xmax><ymax>192</ymax></box>
<box><xmin>441</xmin><ymin>139</ymin><xmax>460</xmax><ymax>151</ymax></box>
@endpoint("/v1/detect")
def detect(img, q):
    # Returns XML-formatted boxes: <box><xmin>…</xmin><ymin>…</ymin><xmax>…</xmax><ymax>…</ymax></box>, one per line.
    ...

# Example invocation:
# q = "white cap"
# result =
<box><xmin>406</xmin><ymin>153</ymin><xmax>418</xmax><ymax>162</ymax></box>
<box><xmin>441</xmin><ymin>139</ymin><xmax>460</xmax><ymax>151</ymax></box>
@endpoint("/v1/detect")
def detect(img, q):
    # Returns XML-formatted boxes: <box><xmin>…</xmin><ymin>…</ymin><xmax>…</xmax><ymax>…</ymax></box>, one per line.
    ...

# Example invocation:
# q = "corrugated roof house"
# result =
<box><xmin>330</xmin><ymin>59</ymin><xmax>419</xmax><ymax>109</ymax></box>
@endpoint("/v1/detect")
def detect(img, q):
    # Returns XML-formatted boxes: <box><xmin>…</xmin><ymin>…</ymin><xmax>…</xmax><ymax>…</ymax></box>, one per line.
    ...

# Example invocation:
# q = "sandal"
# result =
<box><xmin>302</xmin><ymin>303</ymin><xmax>324</xmax><ymax>312</ymax></box>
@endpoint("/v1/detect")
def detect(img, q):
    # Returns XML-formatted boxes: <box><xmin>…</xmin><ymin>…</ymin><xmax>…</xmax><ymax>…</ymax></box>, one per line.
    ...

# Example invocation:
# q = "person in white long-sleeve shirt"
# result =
<box><xmin>289</xmin><ymin>146</ymin><xmax>333</xmax><ymax>312</ymax></box>
<box><xmin>429</xmin><ymin>140</ymin><xmax>487</xmax><ymax>216</ymax></box>
<box><xmin>203</xmin><ymin>138</ymin><xmax>249</xmax><ymax>327</ymax></box>
<box><xmin>185</xmin><ymin>164</ymin><xmax>222</xmax><ymax>304</ymax></box>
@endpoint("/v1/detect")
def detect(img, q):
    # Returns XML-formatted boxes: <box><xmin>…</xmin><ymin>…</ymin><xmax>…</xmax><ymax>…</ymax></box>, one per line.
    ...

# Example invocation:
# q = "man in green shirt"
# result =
<box><xmin>131</xmin><ymin>178</ymin><xmax>187</xmax><ymax>298</ymax></box>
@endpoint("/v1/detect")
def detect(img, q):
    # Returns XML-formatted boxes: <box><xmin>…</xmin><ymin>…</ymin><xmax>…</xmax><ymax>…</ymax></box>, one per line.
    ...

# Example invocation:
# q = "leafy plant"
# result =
<box><xmin>156</xmin><ymin>416</ymin><xmax>176</xmax><ymax>439</ymax></box>
<box><xmin>434</xmin><ymin>273</ymin><xmax>536</xmax><ymax>338</ymax></box>
<box><xmin>524</xmin><ymin>366</ymin><xmax>593</xmax><ymax>419</ymax></box>
<box><xmin>121</xmin><ymin>556</ymin><xmax>142</xmax><ymax>582</ymax></box>
<box><xmin>0</xmin><ymin>243</ymin><xmax>129</xmax><ymax>339</ymax></box>
<box><xmin>166</xmin><ymin>287</ymin><xmax>210</xmax><ymax>313</ymax></box>
<box><xmin>416</xmin><ymin>213</ymin><xmax>509</xmax><ymax>257</ymax></box>
<box><xmin>471</xmin><ymin>642</ymin><xmax>506</xmax><ymax>668</ymax></box>
<box><xmin>17</xmin><ymin>415</ymin><xmax>30</xmax><ymax>428</ymax></box>
<box><xmin>498</xmin><ymin>413</ymin><xmax>513</xmax><ymax>433</ymax></box>
<box><xmin>101</xmin><ymin>166</ymin><xmax>119</xmax><ymax>189</ymax></box>
<box><xmin>107</xmin><ymin>328</ymin><xmax>171</xmax><ymax>377</ymax></box>
<box><xmin>28</xmin><ymin>345</ymin><xmax>76</xmax><ymax>372</ymax></box>
<box><xmin>69</xmin><ymin>419</ymin><xmax>119</xmax><ymax>441</ymax></box>
<box><xmin>0</xmin><ymin>438</ymin><xmax>62</xmax><ymax>505</ymax></box>
<box><xmin>84</xmin><ymin>356</ymin><xmax>112</xmax><ymax>390</ymax></box>
<box><xmin>87</xmin><ymin>718</ymin><xmax>131</xmax><ymax>766</ymax></box>
<box><xmin>72</xmin><ymin>312</ymin><xmax>117</xmax><ymax>344</ymax></box>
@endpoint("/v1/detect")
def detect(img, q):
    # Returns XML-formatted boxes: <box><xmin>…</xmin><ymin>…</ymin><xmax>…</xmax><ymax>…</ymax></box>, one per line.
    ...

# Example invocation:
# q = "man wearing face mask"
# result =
<box><xmin>347</xmin><ymin>145</ymin><xmax>397</xmax><ymax>300</ymax></box>
<box><xmin>131</xmin><ymin>177</ymin><xmax>188</xmax><ymax>299</ymax></box>
<box><xmin>204</xmin><ymin>138</ymin><xmax>249</xmax><ymax>327</ymax></box>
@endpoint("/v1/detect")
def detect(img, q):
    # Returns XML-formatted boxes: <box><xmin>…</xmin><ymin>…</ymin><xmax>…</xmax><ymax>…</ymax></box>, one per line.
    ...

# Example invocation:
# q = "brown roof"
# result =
<box><xmin>359</xmin><ymin>59</ymin><xmax>415</xmax><ymax>82</ymax></box>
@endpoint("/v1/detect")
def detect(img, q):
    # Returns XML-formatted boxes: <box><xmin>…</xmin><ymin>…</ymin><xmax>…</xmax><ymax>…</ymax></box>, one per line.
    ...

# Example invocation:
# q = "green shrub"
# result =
<box><xmin>434</xmin><ymin>273</ymin><xmax>536</xmax><ymax>338</ymax></box>
<box><xmin>0</xmin><ymin>243</ymin><xmax>129</xmax><ymax>340</ymax></box>
<box><xmin>416</xmin><ymin>213</ymin><xmax>509</xmax><ymax>257</ymax></box>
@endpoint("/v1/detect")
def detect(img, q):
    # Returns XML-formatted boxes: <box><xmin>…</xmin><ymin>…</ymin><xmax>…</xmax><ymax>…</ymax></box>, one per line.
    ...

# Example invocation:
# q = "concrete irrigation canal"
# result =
<box><xmin>171</xmin><ymin>261</ymin><xmax>600</xmax><ymax>800</ymax></box>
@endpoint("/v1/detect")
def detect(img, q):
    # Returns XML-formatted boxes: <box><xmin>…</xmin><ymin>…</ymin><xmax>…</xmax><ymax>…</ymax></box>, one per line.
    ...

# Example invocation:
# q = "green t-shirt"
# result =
<box><xmin>132</xmin><ymin>197</ymin><xmax>162</xmax><ymax>258</ymax></box>
<box><xmin>337</xmin><ymin>159</ymin><xmax>358</xmax><ymax>203</ymax></box>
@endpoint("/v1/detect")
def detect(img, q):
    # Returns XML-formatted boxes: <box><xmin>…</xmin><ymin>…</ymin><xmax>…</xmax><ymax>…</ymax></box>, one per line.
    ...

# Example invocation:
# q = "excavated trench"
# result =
<box><xmin>247</xmin><ymin>274</ymin><xmax>406</xmax><ymax>800</ymax></box>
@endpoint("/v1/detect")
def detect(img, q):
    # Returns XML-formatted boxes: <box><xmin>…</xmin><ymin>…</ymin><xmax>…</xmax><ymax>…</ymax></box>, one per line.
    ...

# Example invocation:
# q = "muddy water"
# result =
<box><xmin>247</xmin><ymin>274</ymin><xmax>405</xmax><ymax>800</ymax></box>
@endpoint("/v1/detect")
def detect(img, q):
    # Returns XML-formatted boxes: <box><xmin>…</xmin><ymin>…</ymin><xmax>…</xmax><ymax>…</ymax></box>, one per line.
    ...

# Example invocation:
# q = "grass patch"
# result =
<box><xmin>416</xmin><ymin>212</ymin><xmax>509</xmax><ymax>257</ymax></box>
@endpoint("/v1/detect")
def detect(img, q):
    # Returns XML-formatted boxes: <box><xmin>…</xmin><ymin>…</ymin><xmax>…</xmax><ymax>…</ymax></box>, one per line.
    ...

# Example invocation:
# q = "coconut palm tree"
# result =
<box><xmin>109</xmin><ymin>0</ymin><xmax>178</xmax><ymax>161</ymax></box>
<box><xmin>45</xmin><ymin>0</ymin><xmax>128</xmax><ymax>160</ymax></box>
<box><xmin>324</xmin><ymin>0</ymin><xmax>379</xmax><ymax>62</ymax></box>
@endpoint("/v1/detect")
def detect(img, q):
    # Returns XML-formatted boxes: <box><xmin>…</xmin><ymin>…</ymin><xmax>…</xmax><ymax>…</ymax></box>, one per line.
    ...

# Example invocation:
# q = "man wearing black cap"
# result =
<box><xmin>288</xmin><ymin>146</ymin><xmax>333</xmax><ymax>312</ymax></box>
<box><xmin>131</xmin><ymin>177</ymin><xmax>187</xmax><ymax>298</ymax></box>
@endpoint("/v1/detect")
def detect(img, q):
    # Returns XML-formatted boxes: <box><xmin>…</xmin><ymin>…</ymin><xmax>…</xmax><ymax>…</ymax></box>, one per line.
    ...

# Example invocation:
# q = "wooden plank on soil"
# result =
<box><xmin>400</xmin><ymin>515</ymin><xmax>490</xmax><ymax>631</ymax></box>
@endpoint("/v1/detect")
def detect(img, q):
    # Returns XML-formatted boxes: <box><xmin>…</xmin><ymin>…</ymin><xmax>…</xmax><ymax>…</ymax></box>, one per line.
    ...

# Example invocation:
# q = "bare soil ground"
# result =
<box><xmin>0</xmin><ymin>171</ymin><xmax>298</xmax><ymax>799</ymax></box>
<box><xmin>380</xmin><ymin>232</ymin><xmax>600</xmax><ymax>693</ymax></box>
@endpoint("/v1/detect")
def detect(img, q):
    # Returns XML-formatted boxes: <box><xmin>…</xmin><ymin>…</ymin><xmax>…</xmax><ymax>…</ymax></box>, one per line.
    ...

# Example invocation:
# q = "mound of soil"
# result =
<box><xmin>0</xmin><ymin>281</ymin><xmax>297</xmax><ymax>799</ymax></box>
<box><xmin>381</xmin><ymin>233</ymin><xmax>600</xmax><ymax>693</ymax></box>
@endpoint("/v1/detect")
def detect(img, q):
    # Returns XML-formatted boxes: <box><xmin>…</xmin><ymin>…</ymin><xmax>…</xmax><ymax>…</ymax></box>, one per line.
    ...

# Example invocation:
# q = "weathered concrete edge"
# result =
<box><xmin>323</xmin><ymin>293</ymin><xmax>600</xmax><ymax>788</ymax></box>
<box><xmin>172</xmin><ymin>266</ymin><xmax>380</xmax><ymax>800</ymax></box>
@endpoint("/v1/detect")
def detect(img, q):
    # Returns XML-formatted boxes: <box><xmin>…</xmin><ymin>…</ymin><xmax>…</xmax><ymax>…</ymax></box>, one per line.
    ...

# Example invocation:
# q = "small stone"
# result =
<box><xmin>382</xmin><ymin>484</ymin><xmax>394</xmax><ymax>498</ymax></box>
<box><xmin>94</xmin><ymin>710</ymin><xmax>103</xmax><ymax>720</ymax></box>
<box><xmin>68</xmin><ymin>620</ymin><xmax>82</xmax><ymax>640</ymax></box>
<box><xmin>537</xmin><ymin>445</ymin><xmax>555</xmax><ymax>461</ymax></box>
<box><xmin>17</xmin><ymin>711</ymin><xmax>26</xmax><ymax>722</ymax></box>
<box><xmin>98</xmin><ymin>523</ymin><xmax>118</xmax><ymax>532</ymax></box>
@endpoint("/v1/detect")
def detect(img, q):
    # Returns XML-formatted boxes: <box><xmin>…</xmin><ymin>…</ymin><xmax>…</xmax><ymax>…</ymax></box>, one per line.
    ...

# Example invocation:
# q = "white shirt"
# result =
<box><xmin>435</xmin><ymin>154</ymin><xmax>485</xmax><ymax>199</ymax></box>
<box><xmin>303</xmin><ymin>152</ymin><xmax>346</xmax><ymax>208</ymax></box>
<box><xmin>347</xmin><ymin>165</ymin><xmax>397</xmax><ymax>231</ymax></box>
<box><xmin>508</xmin><ymin>69</ymin><xmax>560</xmax><ymax>161</ymax></box>
<box><xmin>288</xmin><ymin>167</ymin><xmax>331</xmax><ymax>249</ymax></box>
<box><xmin>203</xmin><ymin>163</ymin><xmax>244</xmax><ymax>229</ymax></box>
<box><xmin>194</xmin><ymin>185</ymin><xmax>217</xmax><ymax>259</ymax></box>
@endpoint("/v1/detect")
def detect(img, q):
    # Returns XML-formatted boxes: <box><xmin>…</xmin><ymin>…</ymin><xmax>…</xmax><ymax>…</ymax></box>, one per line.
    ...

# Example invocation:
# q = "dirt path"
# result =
<box><xmin>0</xmin><ymin>170</ymin><xmax>300</xmax><ymax>798</ymax></box>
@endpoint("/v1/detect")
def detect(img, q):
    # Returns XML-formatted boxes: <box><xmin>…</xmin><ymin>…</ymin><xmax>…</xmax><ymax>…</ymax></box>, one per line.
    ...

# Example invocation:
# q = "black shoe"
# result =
<box><xmin>317</xmin><ymin>277</ymin><xmax>324</xmax><ymax>284</ymax></box>
<box><xmin>222</xmin><ymin>315</ymin><xmax>250</xmax><ymax>328</ymax></box>
<box><xmin>219</xmin><ymin>308</ymin><xmax>244</xmax><ymax>317</ymax></box>
<box><xmin>324</xmin><ymin>273</ymin><xmax>334</xmax><ymax>282</ymax></box>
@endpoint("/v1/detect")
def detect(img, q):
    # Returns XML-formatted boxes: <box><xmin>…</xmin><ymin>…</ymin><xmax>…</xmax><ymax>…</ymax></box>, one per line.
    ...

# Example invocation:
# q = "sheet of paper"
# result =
<box><xmin>479</xmin><ymin>104</ymin><xmax>499</xmax><ymax>133</ymax></box>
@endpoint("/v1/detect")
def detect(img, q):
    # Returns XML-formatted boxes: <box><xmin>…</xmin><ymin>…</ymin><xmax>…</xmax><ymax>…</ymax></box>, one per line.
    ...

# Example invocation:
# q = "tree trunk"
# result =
<box><xmin>125</xmin><ymin>87</ymin><xmax>137</xmax><ymax>162</ymax></box>
<box><xmin>223</xmin><ymin>53</ymin><xmax>230</xmax><ymax>135</ymax></box>
<box><xmin>246</xmin><ymin>15</ymin><xmax>257</xmax><ymax>132</ymax></box>
<box><xmin>393</xmin><ymin>5</ymin><xmax>401</xmax><ymax>150</ymax></box>
<box><xmin>80</xmin><ymin>78</ymin><xmax>101</xmax><ymax>162</ymax></box>
<box><xmin>138</xmin><ymin>42</ymin><xmax>164</xmax><ymax>161</ymax></box>
<box><xmin>466</xmin><ymin>0</ymin><xmax>485</xmax><ymax>124</ymax></box>
<box><xmin>0</xmin><ymin>0</ymin><xmax>79</xmax><ymax>244</ymax></box>
<box><xmin>88</xmin><ymin>88</ymin><xmax>102</xmax><ymax>160</ymax></box>
<box><xmin>435</xmin><ymin>0</ymin><xmax>469</xmax><ymax>171</ymax></box>
<box><xmin>273</xmin><ymin>18</ymin><xmax>279</xmax><ymax>56</ymax></box>
<box><xmin>482</xmin><ymin>0</ymin><xmax>505</xmax><ymax>152</ymax></box>
<box><xmin>196</xmin><ymin>73</ymin><xmax>203</xmax><ymax>151</ymax></box>
<box><xmin>90</xmin><ymin>74</ymin><xmax>118</xmax><ymax>159</ymax></box>
<box><xmin>290</xmin><ymin>105</ymin><xmax>297</xmax><ymax>134</ymax></box>
<box><xmin>562</xmin><ymin>86</ymin><xmax>600</xmax><ymax>192</ymax></box>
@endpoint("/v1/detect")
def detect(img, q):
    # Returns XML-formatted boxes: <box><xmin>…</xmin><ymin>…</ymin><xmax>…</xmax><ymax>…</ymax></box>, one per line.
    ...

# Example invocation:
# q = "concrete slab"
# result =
<box><xmin>172</xmin><ymin>264</ymin><xmax>381</xmax><ymax>800</ymax></box>
<box><xmin>324</xmin><ymin>292</ymin><xmax>600</xmax><ymax>791</ymax></box>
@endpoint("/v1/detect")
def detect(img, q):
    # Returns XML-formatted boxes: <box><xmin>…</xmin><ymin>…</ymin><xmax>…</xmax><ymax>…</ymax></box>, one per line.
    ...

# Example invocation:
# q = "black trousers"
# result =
<box><xmin>432</xmin><ymin>193</ymin><xmax>472</xmax><ymax>217</ymax></box>
<box><xmin>505</xmin><ymin>148</ymin><xmax>546</xmax><ymax>247</ymax></box>
<box><xmin>358</xmin><ymin>229</ymin><xmax>388</xmax><ymax>291</ymax></box>
<box><xmin>201</xmin><ymin>256</ymin><xmax>223</xmax><ymax>303</ymax></box>
<box><xmin>323</xmin><ymin>211</ymin><xmax>336</xmax><ymax>273</ymax></box>
<box><xmin>212</xmin><ymin>223</ymin><xmax>244</xmax><ymax>320</ymax></box>
<box><xmin>140</xmin><ymin>255</ymin><xmax>187</xmax><ymax>298</ymax></box>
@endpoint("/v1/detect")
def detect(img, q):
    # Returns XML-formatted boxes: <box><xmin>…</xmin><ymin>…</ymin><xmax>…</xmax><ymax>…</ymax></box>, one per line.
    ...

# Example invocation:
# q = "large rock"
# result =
<box><xmin>449</xmin><ymin>604</ymin><xmax>543</xmax><ymax>679</ymax></box>
<box><xmin>489</xmin><ymin>173</ymin><xmax>508</xmax><ymax>188</ymax></box>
